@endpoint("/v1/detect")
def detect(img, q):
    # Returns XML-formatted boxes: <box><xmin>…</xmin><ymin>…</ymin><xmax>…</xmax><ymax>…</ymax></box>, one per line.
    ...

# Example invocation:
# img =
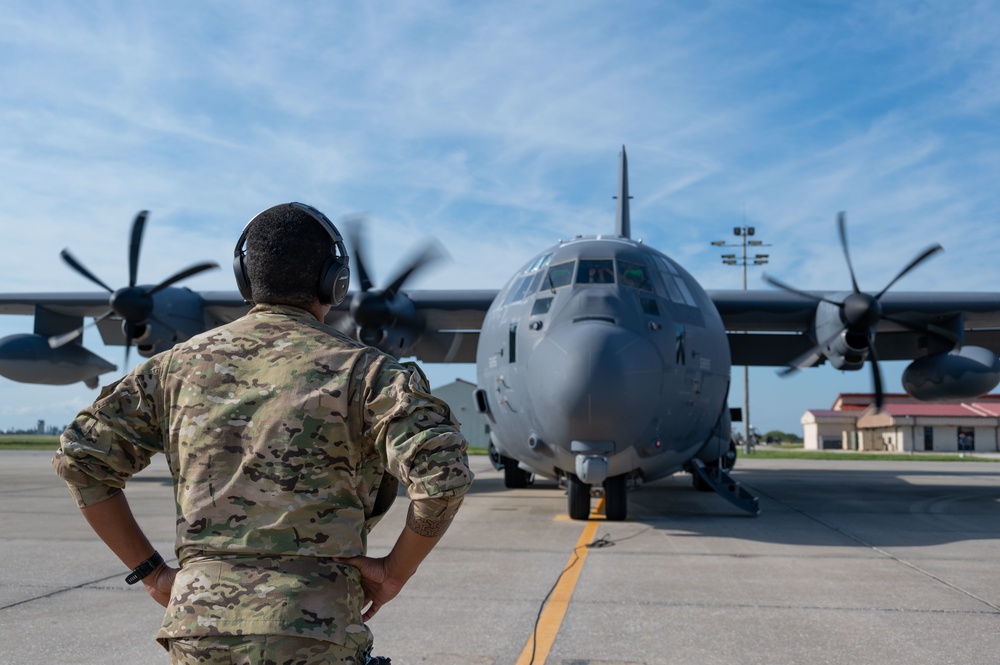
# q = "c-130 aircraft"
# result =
<box><xmin>3</xmin><ymin>147</ymin><xmax>1000</xmax><ymax>520</ymax></box>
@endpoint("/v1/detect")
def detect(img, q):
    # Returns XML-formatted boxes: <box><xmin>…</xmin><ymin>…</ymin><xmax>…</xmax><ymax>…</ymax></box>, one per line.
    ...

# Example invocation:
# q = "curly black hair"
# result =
<box><xmin>245</xmin><ymin>204</ymin><xmax>336</xmax><ymax>309</ymax></box>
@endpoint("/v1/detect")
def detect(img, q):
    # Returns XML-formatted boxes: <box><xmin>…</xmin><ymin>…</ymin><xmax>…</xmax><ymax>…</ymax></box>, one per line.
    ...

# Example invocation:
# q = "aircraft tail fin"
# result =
<box><xmin>615</xmin><ymin>146</ymin><xmax>631</xmax><ymax>239</ymax></box>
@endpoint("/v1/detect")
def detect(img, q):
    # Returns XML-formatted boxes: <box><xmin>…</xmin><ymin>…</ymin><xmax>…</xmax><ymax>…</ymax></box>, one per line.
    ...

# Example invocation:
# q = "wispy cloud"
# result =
<box><xmin>2</xmin><ymin>1</ymin><xmax>1000</xmax><ymax>430</ymax></box>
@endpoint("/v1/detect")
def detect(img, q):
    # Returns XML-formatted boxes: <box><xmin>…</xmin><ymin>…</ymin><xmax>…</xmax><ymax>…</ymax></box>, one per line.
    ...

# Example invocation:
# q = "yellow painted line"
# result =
<box><xmin>515</xmin><ymin>498</ymin><xmax>605</xmax><ymax>665</ymax></box>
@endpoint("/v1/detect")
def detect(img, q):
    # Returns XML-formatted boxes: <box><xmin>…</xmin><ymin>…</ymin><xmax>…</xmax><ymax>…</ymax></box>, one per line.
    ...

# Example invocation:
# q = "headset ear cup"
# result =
<box><xmin>318</xmin><ymin>258</ymin><xmax>350</xmax><ymax>306</ymax></box>
<box><xmin>233</xmin><ymin>243</ymin><xmax>253</xmax><ymax>301</ymax></box>
<box><xmin>332</xmin><ymin>265</ymin><xmax>351</xmax><ymax>305</ymax></box>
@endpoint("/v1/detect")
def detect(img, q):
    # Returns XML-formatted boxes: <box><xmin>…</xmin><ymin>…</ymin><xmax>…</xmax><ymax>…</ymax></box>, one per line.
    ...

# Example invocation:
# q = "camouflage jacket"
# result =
<box><xmin>52</xmin><ymin>304</ymin><xmax>473</xmax><ymax>647</ymax></box>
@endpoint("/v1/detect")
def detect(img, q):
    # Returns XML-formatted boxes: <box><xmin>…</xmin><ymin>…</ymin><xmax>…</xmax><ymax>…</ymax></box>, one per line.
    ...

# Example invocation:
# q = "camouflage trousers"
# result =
<box><xmin>167</xmin><ymin>635</ymin><xmax>367</xmax><ymax>665</ymax></box>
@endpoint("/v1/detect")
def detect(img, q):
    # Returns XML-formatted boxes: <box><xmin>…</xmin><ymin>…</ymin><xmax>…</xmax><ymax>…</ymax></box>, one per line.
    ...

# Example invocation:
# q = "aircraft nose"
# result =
<box><xmin>526</xmin><ymin>320</ymin><xmax>663</xmax><ymax>447</ymax></box>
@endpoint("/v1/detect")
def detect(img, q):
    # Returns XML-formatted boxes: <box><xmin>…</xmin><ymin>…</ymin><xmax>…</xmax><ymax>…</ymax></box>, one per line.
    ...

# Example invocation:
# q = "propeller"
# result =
<box><xmin>763</xmin><ymin>212</ymin><xmax>943</xmax><ymax>411</ymax></box>
<box><xmin>341</xmin><ymin>216</ymin><xmax>445</xmax><ymax>350</ymax></box>
<box><xmin>49</xmin><ymin>210</ymin><xmax>219</xmax><ymax>367</ymax></box>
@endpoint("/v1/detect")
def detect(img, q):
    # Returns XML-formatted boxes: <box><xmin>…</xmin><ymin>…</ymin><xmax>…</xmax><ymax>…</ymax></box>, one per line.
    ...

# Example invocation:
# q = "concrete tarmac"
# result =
<box><xmin>3</xmin><ymin>450</ymin><xmax>998</xmax><ymax>665</ymax></box>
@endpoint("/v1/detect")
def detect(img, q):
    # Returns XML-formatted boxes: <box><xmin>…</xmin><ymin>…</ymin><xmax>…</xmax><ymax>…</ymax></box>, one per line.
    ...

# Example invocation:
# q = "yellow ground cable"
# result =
<box><xmin>515</xmin><ymin>498</ymin><xmax>605</xmax><ymax>665</ymax></box>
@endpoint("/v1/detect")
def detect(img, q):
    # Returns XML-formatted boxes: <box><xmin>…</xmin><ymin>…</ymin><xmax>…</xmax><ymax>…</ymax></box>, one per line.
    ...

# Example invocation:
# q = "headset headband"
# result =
<box><xmin>233</xmin><ymin>202</ymin><xmax>351</xmax><ymax>306</ymax></box>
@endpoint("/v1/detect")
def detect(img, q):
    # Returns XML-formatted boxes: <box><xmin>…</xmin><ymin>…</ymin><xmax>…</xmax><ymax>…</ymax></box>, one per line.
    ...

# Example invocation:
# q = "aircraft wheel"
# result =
<box><xmin>488</xmin><ymin>442</ymin><xmax>502</xmax><ymax>471</ymax></box>
<box><xmin>503</xmin><ymin>456</ymin><xmax>531</xmax><ymax>488</ymax></box>
<box><xmin>568</xmin><ymin>474</ymin><xmax>591</xmax><ymax>520</ymax></box>
<box><xmin>721</xmin><ymin>441</ymin><xmax>737</xmax><ymax>471</ymax></box>
<box><xmin>603</xmin><ymin>474</ymin><xmax>628</xmax><ymax>521</ymax></box>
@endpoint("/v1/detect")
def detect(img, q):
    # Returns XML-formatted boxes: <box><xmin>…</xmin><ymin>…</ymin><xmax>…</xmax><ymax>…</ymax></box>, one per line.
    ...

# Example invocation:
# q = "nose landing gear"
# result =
<box><xmin>566</xmin><ymin>472</ymin><xmax>630</xmax><ymax>521</ymax></box>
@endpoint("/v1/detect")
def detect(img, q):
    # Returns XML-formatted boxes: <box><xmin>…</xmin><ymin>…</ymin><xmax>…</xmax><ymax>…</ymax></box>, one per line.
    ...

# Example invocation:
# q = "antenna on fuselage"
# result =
<box><xmin>614</xmin><ymin>145</ymin><xmax>632</xmax><ymax>239</ymax></box>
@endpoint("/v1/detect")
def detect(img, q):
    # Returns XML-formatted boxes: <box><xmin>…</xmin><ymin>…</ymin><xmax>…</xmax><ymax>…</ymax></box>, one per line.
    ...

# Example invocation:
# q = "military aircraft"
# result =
<box><xmin>3</xmin><ymin>148</ymin><xmax>1000</xmax><ymax>521</ymax></box>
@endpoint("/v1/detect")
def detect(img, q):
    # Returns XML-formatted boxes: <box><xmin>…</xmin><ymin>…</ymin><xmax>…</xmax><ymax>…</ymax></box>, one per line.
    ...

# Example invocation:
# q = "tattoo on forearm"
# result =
<box><xmin>406</xmin><ymin>505</ymin><xmax>452</xmax><ymax>538</ymax></box>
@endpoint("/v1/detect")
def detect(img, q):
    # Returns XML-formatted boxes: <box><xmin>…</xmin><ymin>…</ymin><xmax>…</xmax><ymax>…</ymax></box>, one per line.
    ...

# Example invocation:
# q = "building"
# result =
<box><xmin>801</xmin><ymin>409</ymin><xmax>858</xmax><ymax>450</ymax></box>
<box><xmin>802</xmin><ymin>393</ymin><xmax>1000</xmax><ymax>453</ymax></box>
<box><xmin>431</xmin><ymin>378</ymin><xmax>491</xmax><ymax>449</ymax></box>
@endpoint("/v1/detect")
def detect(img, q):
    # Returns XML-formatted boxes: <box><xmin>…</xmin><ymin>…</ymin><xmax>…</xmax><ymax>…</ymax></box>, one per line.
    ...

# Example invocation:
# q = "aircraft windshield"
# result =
<box><xmin>577</xmin><ymin>259</ymin><xmax>615</xmax><ymax>284</ymax></box>
<box><xmin>651</xmin><ymin>254</ymin><xmax>698</xmax><ymax>306</ymax></box>
<box><xmin>501</xmin><ymin>255</ymin><xmax>556</xmax><ymax>306</ymax></box>
<box><xmin>543</xmin><ymin>261</ymin><xmax>576</xmax><ymax>290</ymax></box>
<box><xmin>617</xmin><ymin>260</ymin><xmax>653</xmax><ymax>291</ymax></box>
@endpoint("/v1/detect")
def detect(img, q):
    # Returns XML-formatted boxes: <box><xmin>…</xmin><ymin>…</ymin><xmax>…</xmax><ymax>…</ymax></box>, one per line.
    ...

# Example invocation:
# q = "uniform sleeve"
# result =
<box><xmin>361</xmin><ymin>356</ymin><xmax>474</xmax><ymax>523</ymax></box>
<box><xmin>52</xmin><ymin>357</ymin><xmax>166</xmax><ymax>508</ymax></box>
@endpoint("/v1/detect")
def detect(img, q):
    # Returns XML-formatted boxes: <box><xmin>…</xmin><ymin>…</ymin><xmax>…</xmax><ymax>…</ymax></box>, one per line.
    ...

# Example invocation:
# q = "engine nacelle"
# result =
<box><xmin>125</xmin><ymin>320</ymin><xmax>177</xmax><ymax>358</ymax></box>
<box><xmin>813</xmin><ymin>300</ymin><xmax>869</xmax><ymax>371</ymax></box>
<box><xmin>902</xmin><ymin>346</ymin><xmax>1000</xmax><ymax>401</ymax></box>
<box><xmin>372</xmin><ymin>324</ymin><xmax>423</xmax><ymax>359</ymax></box>
<box><xmin>825</xmin><ymin>329</ymin><xmax>869</xmax><ymax>371</ymax></box>
<box><xmin>0</xmin><ymin>334</ymin><xmax>116</xmax><ymax>386</ymax></box>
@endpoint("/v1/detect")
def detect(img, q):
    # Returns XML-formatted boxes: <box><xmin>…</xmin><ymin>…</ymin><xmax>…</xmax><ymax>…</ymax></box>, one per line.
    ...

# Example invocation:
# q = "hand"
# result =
<box><xmin>336</xmin><ymin>555</ymin><xmax>407</xmax><ymax>621</ymax></box>
<box><xmin>142</xmin><ymin>563</ymin><xmax>177</xmax><ymax>608</ymax></box>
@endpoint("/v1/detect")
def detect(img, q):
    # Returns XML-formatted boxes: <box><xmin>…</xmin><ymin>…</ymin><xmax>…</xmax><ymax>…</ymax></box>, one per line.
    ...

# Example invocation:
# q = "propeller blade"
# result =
<box><xmin>762</xmin><ymin>273</ymin><xmax>842</xmax><ymax>306</ymax></box>
<box><xmin>122</xmin><ymin>320</ymin><xmax>142</xmax><ymax>370</ymax></box>
<box><xmin>777</xmin><ymin>327</ymin><xmax>846</xmax><ymax>377</ymax></box>
<box><xmin>777</xmin><ymin>353</ymin><xmax>817</xmax><ymax>377</ymax></box>
<box><xmin>837</xmin><ymin>212</ymin><xmax>861</xmax><ymax>294</ymax></box>
<box><xmin>772</xmin><ymin>211</ymin><xmax>937</xmax><ymax>410</ymax></box>
<box><xmin>875</xmin><ymin>244</ymin><xmax>943</xmax><ymax>299</ymax></box>
<box><xmin>60</xmin><ymin>249</ymin><xmax>114</xmax><ymax>293</ymax></box>
<box><xmin>48</xmin><ymin>328</ymin><xmax>83</xmax><ymax>348</ymax></box>
<box><xmin>128</xmin><ymin>210</ymin><xmax>149</xmax><ymax>288</ymax></box>
<box><xmin>342</xmin><ymin>215</ymin><xmax>374</xmax><ymax>292</ymax></box>
<box><xmin>337</xmin><ymin>226</ymin><xmax>446</xmax><ymax>355</ymax></box>
<box><xmin>383</xmin><ymin>242</ymin><xmax>446</xmax><ymax>298</ymax></box>
<box><xmin>144</xmin><ymin>261</ymin><xmax>219</xmax><ymax>297</ymax></box>
<box><xmin>48</xmin><ymin>310</ymin><xmax>114</xmax><ymax>349</ymax></box>
<box><xmin>867</xmin><ymin>337</ymin><xmax>884</xmax><ymax>411</ymax></box>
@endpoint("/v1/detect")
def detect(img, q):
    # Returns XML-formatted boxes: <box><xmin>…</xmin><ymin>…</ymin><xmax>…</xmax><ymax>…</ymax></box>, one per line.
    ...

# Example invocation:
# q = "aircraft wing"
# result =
<box><xmin>0</xmin><ymin>290</ymin><xmax>253</xmax><ymax>338</ymax></box>
<box><xmin>0</xmin><ymin>293</ymin><xmax>111</xmax><ymax>318</ymax></box>
<box><xmin>400</xmin><ymin>289</ymin><xmax>500</xmax><ymax>330</ymax></box>
<box><xmin>204</xmin><ymin>289</ymin><xmax>501</xmax><ymax>353</ymax></box>
<box><xmin>404</xmin><ymin>289</ymin><xmax>499</xmax><ymax>363</ymax></box>
<box><xmin>327</xmin><ymin>289</ymin><xmax>499</xmax><ymax>364</ymax></box>
<box><xmin>710</xmin><ymin>289</ymin><xmax>1000</xmax><ymax>366</ymax></box>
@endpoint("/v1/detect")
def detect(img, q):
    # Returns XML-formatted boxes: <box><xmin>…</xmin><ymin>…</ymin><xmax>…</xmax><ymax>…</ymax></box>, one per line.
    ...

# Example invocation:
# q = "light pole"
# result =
<box><xmin>712</xmin><ymin>226</ymin><xmax>771</xmax><ymax>453</ymax></box>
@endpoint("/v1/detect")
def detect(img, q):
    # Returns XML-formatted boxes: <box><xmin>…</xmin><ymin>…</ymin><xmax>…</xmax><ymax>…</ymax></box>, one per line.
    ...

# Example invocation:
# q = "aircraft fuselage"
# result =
<box><xmin>476</xmin><ymin>235</ymin><xmax>733</xmax><ymax>502</ymax></box>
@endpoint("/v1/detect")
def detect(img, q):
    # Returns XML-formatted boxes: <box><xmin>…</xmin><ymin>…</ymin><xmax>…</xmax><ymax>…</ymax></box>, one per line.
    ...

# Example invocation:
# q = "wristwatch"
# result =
<box><xmin>125</xmin><ymin>551</ymin><xmax>164</xmax><ymax>585</ymax></box>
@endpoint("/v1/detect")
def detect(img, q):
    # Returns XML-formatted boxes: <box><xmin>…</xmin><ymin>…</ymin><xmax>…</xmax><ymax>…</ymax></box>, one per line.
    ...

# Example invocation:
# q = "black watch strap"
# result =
<box><xmin>125</xmin><ymin>551</ymin><xmax>164</xmax><ymax>585</ymax></box>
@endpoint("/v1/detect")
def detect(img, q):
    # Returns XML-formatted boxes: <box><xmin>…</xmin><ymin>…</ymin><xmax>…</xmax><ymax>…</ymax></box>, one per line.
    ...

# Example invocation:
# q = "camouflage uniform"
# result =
<box><xmin>52</xmin><ymin>304</ymin><xmax>473</xmax><ymax>656</ymax></box>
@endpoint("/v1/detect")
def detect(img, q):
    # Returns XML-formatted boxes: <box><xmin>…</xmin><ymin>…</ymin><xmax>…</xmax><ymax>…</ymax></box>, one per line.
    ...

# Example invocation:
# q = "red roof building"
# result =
<box><xmin>802</xmin><ymin>394</ymin><xmax>1000</xmax><ymax>453</ymax></box>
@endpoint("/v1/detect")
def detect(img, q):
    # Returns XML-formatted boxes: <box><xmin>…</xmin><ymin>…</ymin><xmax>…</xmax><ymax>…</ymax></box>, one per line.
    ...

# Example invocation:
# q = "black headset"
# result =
<box><xmin>233</xmin><ymin>202</ymin><xmax>351</xmax><ymax>306</ymax></box>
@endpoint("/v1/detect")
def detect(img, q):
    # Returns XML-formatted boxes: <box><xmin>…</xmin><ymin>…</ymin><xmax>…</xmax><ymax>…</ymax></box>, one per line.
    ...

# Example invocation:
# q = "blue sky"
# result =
<box><xmin>2</xmin><ymin>1</ymin><xmax>1000</xmax><ymax>434</ymax></box>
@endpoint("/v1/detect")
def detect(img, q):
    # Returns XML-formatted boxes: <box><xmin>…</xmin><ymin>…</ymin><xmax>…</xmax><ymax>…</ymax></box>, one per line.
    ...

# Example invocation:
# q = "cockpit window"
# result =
<box><xmin>639</xmin><ymin>296</ymin><xmax>660</xmax><ymax>316</ymax></box>
<box><xmin>617</xmin><ymin>260</ymin><xmax>653</xmax><ymax>292</ymax></box>
<box><xmin>501</xmin><ymin>254</ymin><xmax>558</xmax><ymax>307</ymax></box>
<box><xmin>523</xmin><ymin>270</ymin><xmax>545</xmax><ymax>298</ymax></box>
<box><xmin>525</xmin><ymin>252</ymin><xmax>554</xmax><ymax>273</ymax></box>
<box><xmin>651</xmin><ymin>254</ymin><xmax>698</xmax><ymax>306</ymax></box>
<box><xmin>531</xmin><ymin>298</ymin><xmax>553</xmax><ymax>315</ymax></box>
<box><xmin>657</xmin><ymin>270</ymin><xmax>685</xmax><ymax>303</ymax></box>
<box><xmin>577</xmin><ymin>259</ymin><xmax>615</xmax><ymax>284</ymax></box>
<box><xmin>656</xmin><ymin>254</ymin><xmax>680</xmax><ymax>276</ymax></box>
<box><xmin>671</xmin><ymin>276</ymin><xmax>698</xmax><ymax>306</ymax></box>
<box><xmin>542</xmin><ymin>260</ymin><xmax>576</xmax><ymax>290</ymax></box>
<box><xmin>500</xmin><ymin>275</ymin><xmax>531</xmax><ymax>306</ymax></box>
